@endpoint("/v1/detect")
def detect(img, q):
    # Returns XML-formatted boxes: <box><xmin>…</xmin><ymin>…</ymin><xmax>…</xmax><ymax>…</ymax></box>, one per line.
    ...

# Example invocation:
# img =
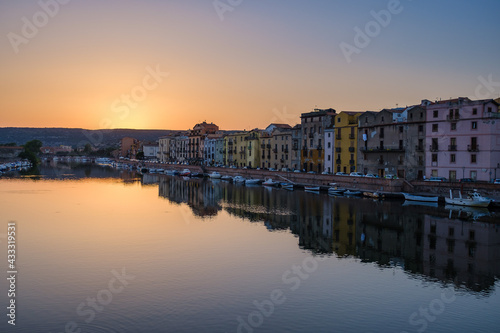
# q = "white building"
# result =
<box><xmin>324</xmin><ymin>125</ymin><xmax>335</xmax><ymax>173</ymax></box>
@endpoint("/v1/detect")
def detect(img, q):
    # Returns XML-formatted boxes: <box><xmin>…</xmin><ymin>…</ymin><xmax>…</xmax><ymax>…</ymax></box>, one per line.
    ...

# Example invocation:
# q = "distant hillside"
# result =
<box><xmin>0</xmin><ymin>127</ymin><xmax>182</xmax><ymax>147</ymax></box>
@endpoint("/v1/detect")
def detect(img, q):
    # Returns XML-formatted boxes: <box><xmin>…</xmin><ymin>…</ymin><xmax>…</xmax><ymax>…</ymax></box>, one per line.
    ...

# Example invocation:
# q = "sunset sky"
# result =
<box><xmin>1</xmin><ymin>0</ymin><xmax>499</xmax><ymax>130</ymax></box>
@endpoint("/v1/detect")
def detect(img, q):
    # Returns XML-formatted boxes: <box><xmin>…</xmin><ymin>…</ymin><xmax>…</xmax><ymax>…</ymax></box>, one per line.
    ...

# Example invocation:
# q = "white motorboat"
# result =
<box><xmin>281</xmin><ymin>182</ymin><xmax>293</xmax><ymax>190</ymax></box>
<box><xmin>209</xmin><ymin>171</ymin><xmax>222</xmax><ymax>179</ymax></box>
<box><xmin>344</xmin><ymin>190</ymin><xmax>362</xmax><ymax>196</ymax></box>
<box><xmin>221</xmin><ymin>175</ymin><xmax>233</xmax><ymax>181</ymax></box>
<box><xmin>402</xmin><ymin>193</ymin><xmax>438</xmax><ymax>202</ymax></box>
<box><xmin>445</xmin><ymin>190</ymin><xmax>491</xmax><ymax>207</ymax></box>
<box><xmin>262</xmin><ymin>178</ymin><xmax>279</xmax><ymax>186</ymax></box>
<box><xmin>180</xmin><ymin>169</ymin><xmax>191</xmax><ymax>177</ymax></box>
<box><xmin>233</xmin><ymin>176</ymin><xmax>246</xmax><ymax>183</ymax></box>
<box><xmin>245</xmin><ymin>179</ymin><xmax>261</xmax><ymax>185</ymax></box>
<box><xmin>304</xmin><ymin>186</ymin><xmax>320</xmax><ymax>192</ymax></box>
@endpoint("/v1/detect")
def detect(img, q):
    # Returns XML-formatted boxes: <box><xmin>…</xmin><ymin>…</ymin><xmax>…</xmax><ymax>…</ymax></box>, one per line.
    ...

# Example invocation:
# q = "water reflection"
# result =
<box><xmin>157</xmin><ymin>175</ymin><xmax>500</xmax><ymax>294</ymax></box>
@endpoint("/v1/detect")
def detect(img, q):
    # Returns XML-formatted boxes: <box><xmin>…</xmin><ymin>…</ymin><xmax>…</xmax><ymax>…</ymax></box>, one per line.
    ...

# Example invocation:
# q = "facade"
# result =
<box><xmin>259</xmin><ymin>132</ymin><xmax>272</xmax><ymax>169</ymax></box>
<box><xmin>270</xmin><ymin>128</ymin><xmax>292</xmax><ymax>170</ymax></box>
<box><xmin>141</xmin><ymin>143</ymin><xmax>159</xmax><ymax>160</ymax></box>
<box><xmin>244</xmin><ymin>130</ymin><xmax>261</xmax><ymax>168</ymax></box>
<box><xmin>158</xmin><ymin>136</ymin><xmax>173</xmax><ymax>163</ymax></box>
<box><xmin>324</xmin><ymin>125</ymin><xmax>335</xmax><ymax>173</ymax></box>
<box><xmin>188</xmin><ymin>122</ymin><xmax>219</xmax><ymax>164</ymax></box>
<box><xmin>333</xmin><ymin>111</ymin><xmax>363</xmax><ymax>174</ymax></box>
<box><xmin>291</xmin><ymin>124</ymin><xmax>302</xmax><ymax>171</ymax></box>
<box><xmin>214</xmin><ymin>137</ymin><xmax>225</xmax><ymax>166</ymax></box>
<box><xmin>300</xmin><ymin>108</ymin><xmax>336</xmax><ymax>172</ymax></box>
<box><xmin>357</xmin><ymin>106</ymin><xmax>426</xmax><ymax>180</ymax></box>
<box><xmin>0</xmin><ymin>146</ymin><xmax>24</xmax><ymax>160</ymax></box>
<box><xmin>425</xmin><ymin>98</ymin><xmax>500</xmax><ymax>181</ymax></box>
<box><xmin>203</xmin><ymin>133</ymin><xmax>223</xmax><ymax>165</ymax></box>
<box><xmin>120</xmin><ymin>137</ymin><xmax>139</xmax><ymax>158</ymax></box>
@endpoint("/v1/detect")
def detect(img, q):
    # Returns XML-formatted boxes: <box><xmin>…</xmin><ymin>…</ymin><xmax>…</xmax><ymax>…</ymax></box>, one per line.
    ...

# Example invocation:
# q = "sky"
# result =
<box><xmin>1</xmin><ymin>0</ymin><xmax>499</xmax><ymax>130</ymax></box>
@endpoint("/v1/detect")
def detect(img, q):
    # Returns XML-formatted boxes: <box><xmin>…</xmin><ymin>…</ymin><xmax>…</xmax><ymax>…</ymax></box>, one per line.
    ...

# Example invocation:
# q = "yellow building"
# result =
<box><xmin>334</xmin><ymin>112</ymin><xmax>363</xmax><ymax>174</ymax></box>
<box><xmin>224</xmin><ymin>130</ymin><xmax>261</xmax><ymax>168</ymax></box>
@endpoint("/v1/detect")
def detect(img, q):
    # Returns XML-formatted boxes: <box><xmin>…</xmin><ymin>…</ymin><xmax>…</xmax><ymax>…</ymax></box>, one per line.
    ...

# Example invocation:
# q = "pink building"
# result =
<box><xmin>425</xmin><ymin>97</ymin><xmax>500</xmax><ymax>181</ymax></box>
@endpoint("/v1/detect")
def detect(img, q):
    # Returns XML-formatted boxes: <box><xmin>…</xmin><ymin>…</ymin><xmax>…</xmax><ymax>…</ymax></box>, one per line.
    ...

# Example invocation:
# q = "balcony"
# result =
<box><xmin>267</xmin><ymin>155</ymin><xmax>271</xmax><ymax>159</ymax></box>
<box><xmin>336</xmin><ymin>135</ymin><xmax>342</xmax><ymax>140</ymax></box>
<box><xmin>317</xmin><ymin>145</ymin><xmax>322</xmax><ymax>150</ymax></box>
<box><xmin>361</xmin><ymin>146</ymin><xmax>405</xmax><ymax>153</ymax></box>
<box><xmin>446</xmin><ymin>114</ymin><xmax>460</xmax><ymax>121</ymax></box>
<box><xmin>349</xmin><ymin>159</ymin><xmax>355</xmax><ymax>165</ymax></box>
<box><xmin>378</xmin><ymin>159</ymin><xmax>385</xmax><ymax>165</ymax></box>
<box><xmin>448</xmin><ymin>145</ymin><xmax>457</xmax><ymax>151</ymax></box>
<box><xmin>348</xmin><ymin>147</ymin><xmax>355</xmax><ymax>152</ymax></box>
<box><xmin>266</xmin><ymin>144</ymin><xmax>271</xmax><ymax>148</ymax></box>
<box><xmin>228</xmin><ymin>142</ymin><xmax>233</xmax><ymax>145</ymax></box>
<box><xmin>415</xmin><ymin>145</ymin><xmax>424</xmax><ymax>152</ymax></box>
<box><xmin>272</xmin><ymin>148</ymin><xmax>278</xmax><ymax>153</ymax></box>
<box><xmin>336</xmin><ymin>159</ymin><xmax>341</xmax><ymax>164</ymax></box>
<box><xmin>349</xmin><ymin>134</ymin><xmax>355</xmax><ymax>139</ymax></box>
<box><xmin>335</xmin><ymin>147</ymin><xmax>342</xmax><ymax>152</ymax></box>
<box><xmin>430</xmin><ymin>145</ymin><xmax>439</xmax><ymax>152</ymax></box>
<box><xmin>308</xmin><ymin>133</ymin><xmax>314</xmax><ymax>138</ymax></box>
<box><xmin>467</xmin><ymin>145</ymin><xmax>479</xmax><ymax>152</ymax></box>
<box><xmin>284</xmin><ymin>148</ymin><xmax>289</xmax><ymax>153</ymax></box>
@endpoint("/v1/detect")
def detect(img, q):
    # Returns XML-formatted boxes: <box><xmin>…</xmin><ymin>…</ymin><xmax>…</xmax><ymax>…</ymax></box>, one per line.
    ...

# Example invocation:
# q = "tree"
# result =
<box><xmin>83</xmin><ymin>143</ymin><xmax>93</xmax><ymax>154</ymax></box>
<box><xmin>136</xmin><ymin>151</ymin><xmax>145</xmax><ymax>160</ymax></box>
<box><xmin>19</xmin><ymin>139</ymin><xmax>42</xmax><ymax>165</ymax></box>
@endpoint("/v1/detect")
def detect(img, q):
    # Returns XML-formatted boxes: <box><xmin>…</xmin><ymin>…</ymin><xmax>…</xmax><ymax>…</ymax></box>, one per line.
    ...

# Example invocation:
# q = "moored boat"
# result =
<box><xmin>209</xmin><ymin>171</ymin><xmax>222</xmax><ymax>179</ymax></box>
<box><xmin>245</xmin><ymin>178</ymin><xmax>262</xmax><ymax>185</ymax></box>
<box><xmin>304</xmin><ymin>186</ymin><xmax>320</xmax><ymax>192</ymax></box>
<box><xmin>344</xmin><ymin>190</ymin><xmax>362</xmax><ymax>196</ymax></box>
<box><xmin>262</xmin><ymin>178</ymin><xmax>279</xmax><ymax>186</ymax></box>
<box><xmin>281</xmin><ymin>182</ymin><xmax>293</xmax><ymax>190</ymax></box>
<box><xmin>402</xmin><ymin>192</ymin><xmax>439</xmax><ymax>202</ymax></box>
<box><xmin>233</xmin><ymin>175</ymin><xmax>246</xmax><ymax>183</ymax></box>
<box><xmin>180</xmin><ymin>169</ymin><xmax>191</xmax><ymax>177</ymax></box>
<box><xmin>221</xmin><ymin>175</ymin><xmax>233</xmax><ymax>181</ymax></box>
<box><xmin>445</xmin><ymin>190</ymin><xmax>491</xmax><ymax>207</ymax></box>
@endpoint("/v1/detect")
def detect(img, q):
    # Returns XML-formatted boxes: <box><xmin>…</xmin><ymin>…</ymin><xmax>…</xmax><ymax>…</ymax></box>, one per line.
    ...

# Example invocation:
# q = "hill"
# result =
<box><xmin>0</xmin><ymin>127</ymin><xmax>182</xmax><ymax>147</ymax></box>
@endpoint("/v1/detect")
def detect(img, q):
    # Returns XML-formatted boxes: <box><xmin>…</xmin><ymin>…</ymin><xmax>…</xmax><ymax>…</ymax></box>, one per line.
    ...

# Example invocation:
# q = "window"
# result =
<box><xmin>381</xmin><ymin>116</ymin><xmax>384</xmax><ymax>122</ymax></box>
<box><xmin>472</xmin><ymin>108</ymin><xmax>477</xmax><ymax>115</ymax></box>
<box><xmin>432</xmin><ymin>154</ymin><xmax>437</xmax><ymax>162</ymax></box>
<box><xmin>449</xmin><ymin>227</ymin><xmax>454</xmax><ymax>237</ymax></box>
<box><xmin>451</xmin><ymin>122</ymin><xmax>456</xmax><ymax>131</ymax></box>
<box><xmin>328</xmin><ymin>133</ymin><xmax>331</xmax><ymax>138</ymax></box>
<box><xmin>418</xmin><ymin>125</ymin><xmax>423</xmax><ymax>132</ymax></box>
<box><xmin>327</xmin><ymin>142</ymin><xmax>331</xmax><ymax>148</ymax></box>
<box><xmin>488</xmin><ymin>107</ymin><xmax>492</xmax><ymax>113</ymax></box>
<box><xmin>433</xmin><ymin>110</ymin><xmax>438</xmax><ymax>118</ymax></box>
<box><xmin>450</xmin><ymin>154</ymin><xmax>456</xmax><ymax>163</ymax></box>
<box><xmin>399</xmin><ymin>126</ymin><xmax>403</xmax><ymax>133</ymax></box>
<box><xmin>471</xmin><ymin>121</ymin><xmax>477</xmax><ymax>129</ymax></box>
<box><xmin>337</xmin><ymin>117</ymin><xmax>341</xmax><ymax>123</ymax></box>
<box><xmin>432</xmin><ymin>124</ymin><xmax>438</xmax><ymax>132</ymax></box>
<box><xmin>328</xmin><ymin>155</ymin><xmax>331</xmax><ymax>161</ymax></box>
<box><xmin>471</xmin><ymin>154</ymin><xmax>476</xmax><ymax>163</ymax></box>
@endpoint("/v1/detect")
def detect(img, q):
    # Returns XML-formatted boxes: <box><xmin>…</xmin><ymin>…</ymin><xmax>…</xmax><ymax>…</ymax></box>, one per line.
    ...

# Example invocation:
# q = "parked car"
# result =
<box><xmin>365</xmin><ymin>173</ymin><xmax>379</xmax><ymax>178</ymax></box>
<box><xmin>335</xmin><ymin>172</ymin><xmax>348</xmax><ymax>176</ymax></box>
<box><xmin>493</xmin><ymin>179</ymin><xmax>500</xmax><ymax>184</ymax></box>
<box><xmin>385</xmin><ymin>174</ymin><xmax>398</xmax><ymax>179</ymax></box>
<box><xmin>307</xmin><ymin>171</ymin><xmax>317</xmax><ymax>174</ymax></box>
<box><xmin>293</xmin><ymin>169</ymin><xmax>301</xmax><ymax>173</ymax></box>
<box><xmin>268</xmin><ymin>168</ymin><xmax>277</xmax><ymax>171</ymax></box>
<box><xmin>321</xmin><ymin>171</ymin><xmax>330</xmax><ymax>175</ymax></box>
<box><xmin>459</xmin><ymin>178</ymin><xmax>475</xmax><ymax>183</ymax></box>
<box><xmin>349</xmin><ymin>172</ymin><xmax>364</xmax><ymax>177</ymax></box>
<box><xmin>426</xmin><ymin>176</ymin><xmax>447</xmax><ymax>182</ymax></box>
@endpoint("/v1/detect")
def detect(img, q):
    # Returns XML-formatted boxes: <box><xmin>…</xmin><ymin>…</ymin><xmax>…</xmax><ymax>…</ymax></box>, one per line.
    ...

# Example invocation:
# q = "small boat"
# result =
<box><xmin>221</xmin><ymin>175</ymin><xmax>233</xmax><ymax>181</ymax></box>
<box><xmin>445</xmin><ymin>190</ymin><xmax>491</xmax><ymax>207</ymax></box>
<box><xmin>262</xmin><ymin>178</ymin><xmax>279</xmax><ymax>187</ymax></box>
<box><xmin>209</xmin><ymin>171</ymin><xmax>222</xmax><ymax>179</ymax></box>
<box><xmin>190</xmin><ymin>172</ymin><xmax>203</xmax><ymax>178</ymax></box>
<box><xmin>245</xmin><ymin>179</ymin><xmax>261</xmax><ymax>185</ymax></box>
<box><xmin>165</xmin><ymin>169</ymin><xmax>179</xmax><ymax>175</ymax></box>
<box><xmin>344</xmin><ymin>190</ymin><xmax>362</xmax><ymax>196</ymax></box>
<box><xmin>233</xmin><ymin>176</ymin><xmax>246</xmax><ymax>183</ymax></box>
<box><xmin>363</xmin><ymin>191</ymin><xmax>380</xmax><ymax>198</ymax></box>
<box><xmin>281</xmin><ymin>182</ymin><xmax>294</xmax><ymax>190</ymax></box>
<box><xmin>402</xmin><ymin>193</ymin><xmax>438</xmax><ymax>203</ymax></box>
<box><xmin>304</xmin><ymin>186</ymin><xmax>320</xmax><ymax>191</ymax></box>
<box><xmin>180</xmin><ymin>169</ymin><xmax>191</xmax><ymax>177</ymax></box>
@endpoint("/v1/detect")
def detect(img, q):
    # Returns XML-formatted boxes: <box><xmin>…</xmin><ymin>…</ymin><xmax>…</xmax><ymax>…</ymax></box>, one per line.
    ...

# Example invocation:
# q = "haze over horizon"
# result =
<box><xmin>1</xmin><ymin>0</ymin><xmax>499</xmax><ymax>130</ymax></box>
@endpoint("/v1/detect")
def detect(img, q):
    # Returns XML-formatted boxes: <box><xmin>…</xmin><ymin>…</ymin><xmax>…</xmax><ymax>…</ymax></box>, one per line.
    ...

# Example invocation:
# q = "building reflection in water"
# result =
<box><xmin>156</xmin><ymin>176</ymin><xmax>500</xmax><ymax>293</ymax></box>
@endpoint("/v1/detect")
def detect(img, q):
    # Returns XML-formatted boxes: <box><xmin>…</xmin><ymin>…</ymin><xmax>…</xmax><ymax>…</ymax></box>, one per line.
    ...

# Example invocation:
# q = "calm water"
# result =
<box><xmin>1</xmin><ymin>164</ymin><xmax>500</xmax><ymax>333</ymax></box>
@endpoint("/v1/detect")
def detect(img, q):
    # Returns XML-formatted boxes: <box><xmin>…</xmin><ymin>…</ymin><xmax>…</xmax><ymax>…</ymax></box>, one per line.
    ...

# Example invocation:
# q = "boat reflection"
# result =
<box><xmin>157</xmin><ymin>176</ymin><xmax>500</xmax><ymax>294</ymax></box>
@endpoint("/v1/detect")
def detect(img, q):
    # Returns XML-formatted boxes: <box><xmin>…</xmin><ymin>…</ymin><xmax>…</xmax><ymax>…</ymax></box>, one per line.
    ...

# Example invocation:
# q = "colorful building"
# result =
<box><xmin>333</xmin><ymin>111</ymin><xmax>363</xmax><ymax>174</ymax></box>
<box><xmin>425</xmin><ymin>98</ymin><xmax>500</xmax><ymax>181</ymax></box>
<box><xmin>300</xmin><ymin>108</ymin><xmax>336</xmax><ymax>172</ymax></box>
